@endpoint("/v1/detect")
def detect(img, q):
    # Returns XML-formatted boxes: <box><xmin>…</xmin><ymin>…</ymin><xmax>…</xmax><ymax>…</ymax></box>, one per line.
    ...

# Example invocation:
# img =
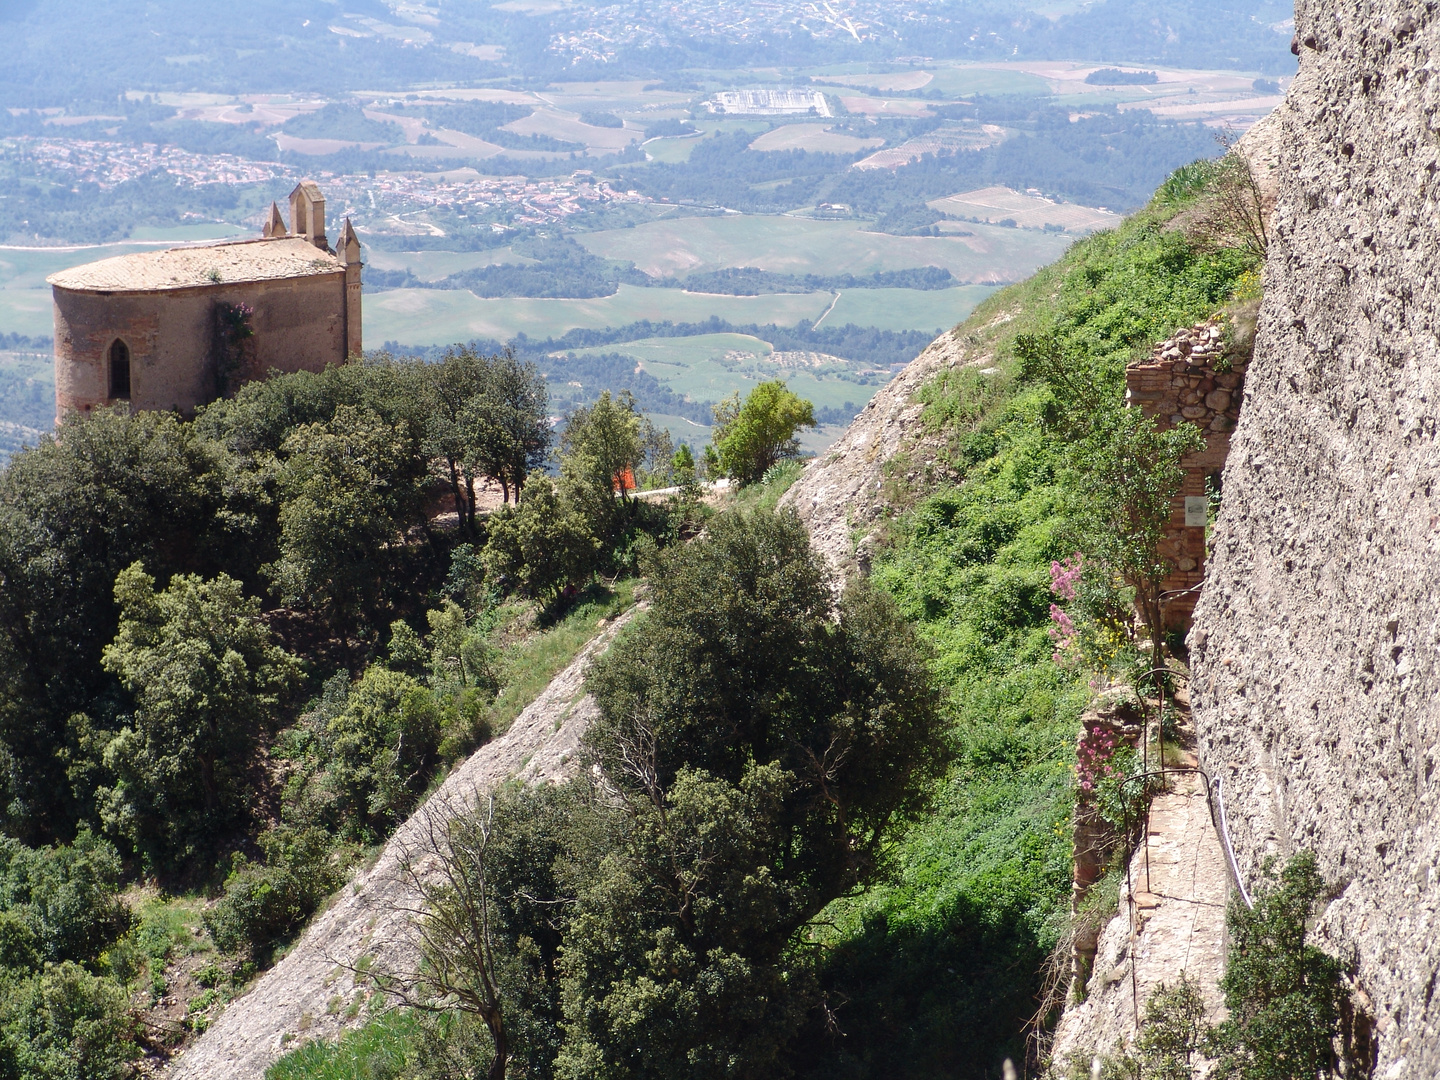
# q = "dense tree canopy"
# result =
<box><xmin>560</xmin><ymin>509</ymin><xmax>946</xmax><ymax>1077</ymax></box>
<box><xmin>0</xmin><ymin>409</ymin><xmax>232</xmax><ymax>842</ymax></box>
<box><xmin>0</xmin><ymin>352</ymin><xmax>550</xmax><ymax>851</ymax></box>
<box><xmin>100</xmin><ymin>563</ymin><xmax>298</xmax><ymax>869</ymax></box>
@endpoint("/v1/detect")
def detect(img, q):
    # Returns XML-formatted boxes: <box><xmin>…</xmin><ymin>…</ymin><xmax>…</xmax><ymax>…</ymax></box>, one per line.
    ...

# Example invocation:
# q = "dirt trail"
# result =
<box><xmin>165</xmin><ymin>609</ymin><xmax>636</xmax><ymax>1080</ymax></box>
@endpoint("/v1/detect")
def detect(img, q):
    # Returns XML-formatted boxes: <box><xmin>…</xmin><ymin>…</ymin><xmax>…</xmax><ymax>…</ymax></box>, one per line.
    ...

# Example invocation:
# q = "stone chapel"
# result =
<box><xmin>46</xmin><ymin>181</ymin><xmax>361</xmax><ymax>423</ymax></box>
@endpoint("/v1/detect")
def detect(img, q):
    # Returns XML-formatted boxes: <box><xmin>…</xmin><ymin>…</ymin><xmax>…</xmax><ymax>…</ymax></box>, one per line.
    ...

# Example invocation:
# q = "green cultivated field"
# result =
<box><xmin>749</xmin><ymin>124</ymin><xmax>884</xmax><ymax>154</ymax></box>
<box><xmin>365</xmin><ymin>284</ymin><xmax>833</xmax><ymax>345</ymax></box>
<box><xmin>551</xmin><ymin>408</ymin><xmax>844</xmax><ymax>457</ymax></box>
<box><xmin>642</xmin><ymin>135</ymin><xmax>705</xmax><ymax>163</ymax></box>
<box><xmin>818</xmin><ymin>285</ymin><xmax>999</xmax><ymax>332</ymax></box>
<box><xmin>560</xmin><ymin>332</ymin><xmax>774</xmax><ymax>365</ymax></box>
<box><xmin>641</xmin><ymin>410</ymin><xmax>715</xmax><ymax>446</ymax></box>
<box><xmin>126</xmin><ymin>223</ymin><xmax>250</xmax><ymax>242</ymax></box>
<box><xmin>923</xmin><ymin>65</ymin><xmax>1053</xmax><ymax>97</ymax></box>
<box><xmin>365</xmin><ymin>247</ymin><xmax>534</xmax><ymax>280</ymax></box>
<box><xmin>0</xmin><ymin>246</ymin><xmax>154</xmax><ymax>338</ymax></box>
<box><xmin>577</xmin><ymin>215</ymin><xmax>1071</xmax><ymax>280</ymax></box>
<box><xmin>636</xmin><ymin>357</ymin><xmax>870</xmax><ymax>412</ymax></box>
<box><xmin>801</xmin><ymin>62</ymin><xmax>1049</xmax><ymax>99</ymax></box>
<box><xmin>0</xmin><ymin>290</ymin><xmax>53</xmax><ymax>338</ymax></box>
<box><xmin>556</xmin><ymin>332</ymin><xmax>878</xmax><ymax>413</ymax></box>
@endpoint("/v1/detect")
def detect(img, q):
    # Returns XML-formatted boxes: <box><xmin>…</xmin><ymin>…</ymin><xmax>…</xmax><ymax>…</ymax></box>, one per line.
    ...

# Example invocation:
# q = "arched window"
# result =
<box><xmin>108</xmin><ymin>339</ymin><xmax>131</xmax><ymax>400</ymax></box>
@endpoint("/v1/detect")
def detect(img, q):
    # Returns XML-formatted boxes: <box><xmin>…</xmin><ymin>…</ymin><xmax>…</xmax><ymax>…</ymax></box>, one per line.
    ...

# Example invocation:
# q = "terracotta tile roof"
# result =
<box><xmin>47</xmin><ymin>237</ymin><xmax>342</xmax><ymax>293</ymax></box>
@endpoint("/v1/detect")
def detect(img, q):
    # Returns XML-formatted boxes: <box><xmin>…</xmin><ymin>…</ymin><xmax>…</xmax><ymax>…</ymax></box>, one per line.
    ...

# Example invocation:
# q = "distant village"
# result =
<box><xmin>12</xmin><ymin>135</ymin><xmax>653</xmax><ymax>233</ymax></box>
<box><xmin>544</xmin><ymin>0</ymin><xmax>923</xmax><ymax>64</ymax></box>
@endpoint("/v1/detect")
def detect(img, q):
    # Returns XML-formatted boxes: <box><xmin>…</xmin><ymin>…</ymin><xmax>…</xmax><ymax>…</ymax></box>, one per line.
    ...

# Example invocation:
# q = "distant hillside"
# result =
<box><xmin>0</xmin><ymin>0</ymin><xmax>1293</xmax><ymax>106</ymax></box>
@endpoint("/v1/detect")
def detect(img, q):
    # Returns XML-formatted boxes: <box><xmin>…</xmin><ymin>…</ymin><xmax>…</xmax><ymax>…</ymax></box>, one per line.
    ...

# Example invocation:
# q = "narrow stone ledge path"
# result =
<box><xmin>1050</xmin><ymin>757</ymin><xmax>1230</xmax><ymax>1063</ymax></box>
<box><xmin>166</xmin><ymin>609</ymin><xmax>637</xmax><ymax>1080</ymax></box>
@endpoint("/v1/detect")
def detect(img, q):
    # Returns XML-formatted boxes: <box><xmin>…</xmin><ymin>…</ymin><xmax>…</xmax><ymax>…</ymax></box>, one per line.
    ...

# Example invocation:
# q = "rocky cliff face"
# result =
<box><xmin>780</xmin><ymin>328</ymin><xmax>970</xmax><ymax>575</ymax></box>
<box><xmin>1191</xmin><ymin>3</ymin><xmax>1440</xmax><ymax>1072</ymax></box>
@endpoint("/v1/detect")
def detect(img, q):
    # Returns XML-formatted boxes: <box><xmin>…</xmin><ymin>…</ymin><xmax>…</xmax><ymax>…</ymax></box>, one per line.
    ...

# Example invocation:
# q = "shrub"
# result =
<box><xmin>0</xmin><ymin>833</ymin><xmax>132</xmax><ymax>967</ymax></box>
<box><xmin>1138</xmin><ymin>973</ymin><xmax>1206</xmax><ymax>1080</ymax></box>
<box><xmin>205</xmin><ymin>827</ymin><xmax>352</xmax><ymax>962</ymax></box>
<box><xmin>99</xmin><ymin>563</ymin><xmax>299</xmax><ymax>870</ymax></box>
<box><xmin>0</xmin><ymin>914</ymin><xmax>39</xmax><ymax>975</ymax></box>
<box><xmin>483</xmin><ymin>477</ymin><xmax>600</xmax><ymax>600</ymax></box>
<box><xmin>281</xmin><ymin>667</ymin><xmax>442</xmax><ymax>842</ymax></box>
<box><xmin>0</xmin><ymin>961</ymin><xmax>138</xmax><ymax>1080</ymax></box>
<box><xmin>426</xmin><ymin>600</ymin><xmax>500</xmax><ymax>695</ymax></box>
<box><xmin>710</xmin><ymin>381</ymin><xmax>816</xmax><ymax>486</ymax></box>
<box><xmin>1206</xmin><ymin>851</ymin><xmax>1347</xmax><ymax>1080</ymax></box>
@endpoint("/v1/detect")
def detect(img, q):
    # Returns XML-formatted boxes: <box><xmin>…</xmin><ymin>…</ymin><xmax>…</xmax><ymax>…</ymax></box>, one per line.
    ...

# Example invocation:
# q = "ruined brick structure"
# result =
<box><xmin>1124</xmin><ymin>319</ymin><xmax>1246</xmax><ymax>630</ymax></box>
<box><xmin>47</xmin><ymin>181</ymin><xmax>361</xmax><ymax>423</ymax></box>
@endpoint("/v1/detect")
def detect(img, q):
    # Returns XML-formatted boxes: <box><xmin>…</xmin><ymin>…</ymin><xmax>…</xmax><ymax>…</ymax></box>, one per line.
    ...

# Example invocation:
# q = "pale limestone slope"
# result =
<box><xmin>778</xmin><ymin>329</ymin><xmax>967</xmax><ymax>576</ymax></box>
<box><xmin>165</xmin><ymin>610</ymin><xmax>636</xmax><ymax>1080</ymax></box>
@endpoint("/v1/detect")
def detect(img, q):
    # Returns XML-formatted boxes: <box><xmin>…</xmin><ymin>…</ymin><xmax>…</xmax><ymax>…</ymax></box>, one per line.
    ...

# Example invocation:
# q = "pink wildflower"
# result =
<box><xmin>1075</xmin><ymin>723</ymin><xmax>1120</xmax><ymax>792</ymax></box>
<box><xmin>1049</xmin><ymin>554</ymin><xmax>1084</xmax><ymax>601</ymax></box>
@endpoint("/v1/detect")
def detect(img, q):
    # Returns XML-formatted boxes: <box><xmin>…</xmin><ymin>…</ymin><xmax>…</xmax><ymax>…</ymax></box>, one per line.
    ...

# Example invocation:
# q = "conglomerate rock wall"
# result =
<box><xmin>1190</xmin><ymin>3</ymin><xmax>1440</xmax><ymax>1072</ymax></box>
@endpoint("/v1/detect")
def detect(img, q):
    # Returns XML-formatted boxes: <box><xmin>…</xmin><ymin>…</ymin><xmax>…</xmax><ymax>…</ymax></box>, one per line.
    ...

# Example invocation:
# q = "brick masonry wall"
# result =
<box><xmin>53</xmin><ymin>271</ymin><xmax>349</xmax><ymax>421</ymax></box>
<box><xmin>1125</xmin><ymin>319</ymin><xmax>1246</xmax><ymax>629</ymax></box>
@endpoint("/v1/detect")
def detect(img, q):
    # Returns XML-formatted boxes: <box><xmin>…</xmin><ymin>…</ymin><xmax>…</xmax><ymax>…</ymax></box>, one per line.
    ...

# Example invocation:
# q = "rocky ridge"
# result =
<box><xmin>778</xmin><ymin>326</ymin><xmax>970</xmax><ymax>574</ymax></box>
<box><xmin>165</xmin><ymin>609</ymin><xmax>637</xmax><ymax>1080</ymax></box>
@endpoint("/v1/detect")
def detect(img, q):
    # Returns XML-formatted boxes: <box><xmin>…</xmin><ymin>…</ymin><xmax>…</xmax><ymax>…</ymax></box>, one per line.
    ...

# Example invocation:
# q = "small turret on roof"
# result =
<box><xmin>337</xmin><ymin>218</ymin><xmax>361</xmax><ymax>266</ymax></box>
<box><xmin>290</xmin><ymin>180</ymin><xmax>327</xmax><ymax>251</ymax></box>
<box><xmin>262</xmin><ymin>202</ymin><xmax>288</xmax><ymax>239</ymax></box>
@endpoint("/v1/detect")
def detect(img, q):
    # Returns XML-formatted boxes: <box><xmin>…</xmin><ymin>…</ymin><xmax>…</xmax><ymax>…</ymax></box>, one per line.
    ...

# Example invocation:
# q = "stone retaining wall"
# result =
<box><xmin>1124</xmin><ymin>319</ymin><xmax>1247</xmax><ymax>629</ymax></box>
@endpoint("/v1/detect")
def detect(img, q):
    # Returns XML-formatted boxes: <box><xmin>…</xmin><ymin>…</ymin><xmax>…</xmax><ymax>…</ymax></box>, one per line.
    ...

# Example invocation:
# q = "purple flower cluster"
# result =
<box><xmin>217</xmin><ymin>301</ymin><xmax>256</xmax><ymax>341</ymax></box>
<box><xmin>1050</xmin><ymin>554</ymin><xmax>1084</xmax><ymax>601</ymax></box>
<box><xmin>1047</xmin><ymin>553</ymin><xmax>1084</xmax><ymax>664</ymax></box>
<box><xmin>1076</xmin><ymin>723</ymin><xmax>1120</xmax><ymax>793</ymax></box>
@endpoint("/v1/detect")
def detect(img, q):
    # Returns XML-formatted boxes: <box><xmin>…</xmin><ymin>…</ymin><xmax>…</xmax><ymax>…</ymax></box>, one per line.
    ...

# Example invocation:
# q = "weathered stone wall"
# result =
<box><xmin>1125</xmin><ymin>319</ymin><xmax>1247</xmax><ymax>628</ymax></box>
<box><xmin>53</xmin><ymin>272</ymin><xmax>349</xmax><ymax>420</ymax></box>
<box><xmin>1191</xmin><ymin>3</ymin><xmax>1440</xmax><ymax>1072</ymax></box>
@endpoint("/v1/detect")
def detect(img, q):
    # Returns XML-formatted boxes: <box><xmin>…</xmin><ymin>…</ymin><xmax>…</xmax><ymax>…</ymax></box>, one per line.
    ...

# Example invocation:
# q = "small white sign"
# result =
<box><xmin>1184</xmin><ymin>496</ymin><xmax>1209</xmax><ymax>527</ymax></box>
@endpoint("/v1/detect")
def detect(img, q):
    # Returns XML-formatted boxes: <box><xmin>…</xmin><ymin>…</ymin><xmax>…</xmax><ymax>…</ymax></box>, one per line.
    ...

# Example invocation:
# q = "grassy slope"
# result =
<box><xmin>796</xmin><ymin>165</ymin><xmax>1254</xmax><ymax>1078</ymax></box>
<box><xmin>488</xmin><ymin>580</ymin><xmax>638</xmax><ymax>736</ymax></box>
<box><xmin>267</xmin><ymin>1009</ymin><xmax>422</xmax><ymax>1080</ymax></box>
